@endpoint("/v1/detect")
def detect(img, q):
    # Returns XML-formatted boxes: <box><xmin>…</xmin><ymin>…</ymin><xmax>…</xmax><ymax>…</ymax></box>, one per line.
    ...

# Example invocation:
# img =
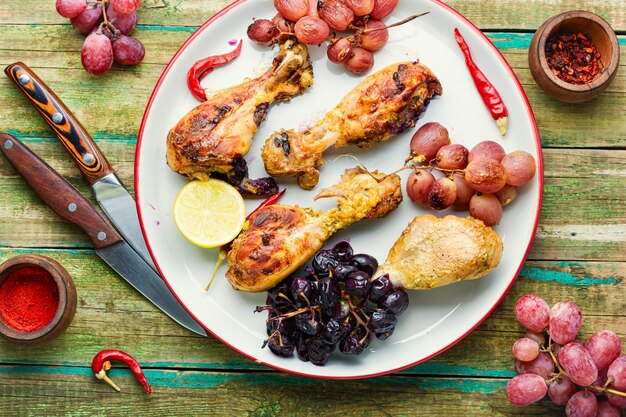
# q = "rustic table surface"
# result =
<box><xmin>1</xmin><ymin>0</ymin><xmax>624</xmax><ymax>415</ymax></box>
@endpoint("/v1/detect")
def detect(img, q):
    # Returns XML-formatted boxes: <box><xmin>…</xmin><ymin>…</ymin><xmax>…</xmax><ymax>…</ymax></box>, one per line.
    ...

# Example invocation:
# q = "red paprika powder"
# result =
<box><xmin>0</xmin><ymin>266</ymin><xmax>59</xmax><ymax>332</ymax></box>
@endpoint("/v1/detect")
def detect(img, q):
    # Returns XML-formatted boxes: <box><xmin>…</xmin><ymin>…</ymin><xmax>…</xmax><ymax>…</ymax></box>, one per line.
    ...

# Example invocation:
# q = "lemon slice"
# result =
<box><xmin>173</xmin><ymin>179</ymin><xmax>246</xmax><ymax>248</ymax></box>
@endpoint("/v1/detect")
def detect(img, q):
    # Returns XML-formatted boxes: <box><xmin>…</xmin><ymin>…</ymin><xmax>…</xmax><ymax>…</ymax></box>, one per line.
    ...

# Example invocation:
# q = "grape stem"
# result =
<box><xmin>95</xmin><ymin>0</ymin><xmax>122</xmax><ymax>39</ymax></box>
<box><xmin>546</xmin><ymin>336</ymin><xmax>568</xmax><ymax>376</ymax></box>
<box><xmin>361</xmin><ymin>12</ymin><xmax>430</xmax><ymax>34</ymax></box>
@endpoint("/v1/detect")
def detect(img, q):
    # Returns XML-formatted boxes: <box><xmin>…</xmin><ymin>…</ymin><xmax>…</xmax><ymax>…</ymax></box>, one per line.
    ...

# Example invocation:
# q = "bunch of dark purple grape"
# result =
<box><xmin>258</xmin><ymin>241</ymin><xmax>409</xmax><ymax>366</ymax></box>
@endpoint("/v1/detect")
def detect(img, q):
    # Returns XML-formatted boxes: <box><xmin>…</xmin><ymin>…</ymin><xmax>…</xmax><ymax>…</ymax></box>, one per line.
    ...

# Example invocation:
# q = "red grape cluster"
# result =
<box><xmin>258</xmin><ymin>241</ymin><xmax>408</xmax><ymax>365</ymax></box>
<box><xmin>56</xmin><ymin>0</ymin><xmax>145</xmax><ymax>75</ymax></box>
<box><xmin>507</xmin><ymin>294</ymin><xmax>626</xmax><ymax>416</ymax></box>
<box><xmin>405</xmin><ymin>122</ymin><xmax>536</xmax><ymax>226</ymax></box>
<box><xmin>247</xmin><ymin>0</ymin><xmax>417</xmax><ymax>75</ymax></box>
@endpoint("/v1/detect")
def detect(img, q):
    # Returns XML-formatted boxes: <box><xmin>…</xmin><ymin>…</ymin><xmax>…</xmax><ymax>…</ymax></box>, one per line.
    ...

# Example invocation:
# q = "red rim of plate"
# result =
<box><xmin>134</xmin><ymin>0</ymin><xmax>544</xmax><ymax>380</ymax></box>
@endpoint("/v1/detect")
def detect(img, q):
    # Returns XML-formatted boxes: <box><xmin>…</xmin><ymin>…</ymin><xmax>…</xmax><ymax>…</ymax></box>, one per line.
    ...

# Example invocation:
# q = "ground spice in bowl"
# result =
<box><xmin>0</xmin><ymin>266</ymin><xmax>59</xmax><ymax>332</ymax></box>
<box><xmin>545</xmin><ymin>32</ymin><xmax>602</xmax><ymax>84</ymax></box>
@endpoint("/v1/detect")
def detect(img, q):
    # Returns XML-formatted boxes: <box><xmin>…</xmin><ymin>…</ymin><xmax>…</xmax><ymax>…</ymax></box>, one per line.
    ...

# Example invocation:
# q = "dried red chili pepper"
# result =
<box><xmin>545</xmin><ymin>32</ymin><xmax>601</xmax><ymax>84</ymax></box>
<box><xmin>91</xmin><ymin>349</ymin><xmax>151</xmax><ymax>394</ymax></box>
<box><xmin>454</xmin><ymin>28</ymin><xmax>509</xmax><ymax>136</ymax></box>
<box><xmin>187</xmin><ymin>40</ymin><xmax>243</xmax><ymax>101</ymax></box>
<box><xmin>206</xmin><ymin>189</ymin><xmax>287</xmax><ymax>291</ymax></box>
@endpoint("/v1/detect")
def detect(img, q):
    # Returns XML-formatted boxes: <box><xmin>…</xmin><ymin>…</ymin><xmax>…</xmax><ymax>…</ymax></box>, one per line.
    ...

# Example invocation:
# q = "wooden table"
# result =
<box><xmin>1</xmin><ymin>1</ymin><xmax>624</xmax><ymax>415</ymax></box>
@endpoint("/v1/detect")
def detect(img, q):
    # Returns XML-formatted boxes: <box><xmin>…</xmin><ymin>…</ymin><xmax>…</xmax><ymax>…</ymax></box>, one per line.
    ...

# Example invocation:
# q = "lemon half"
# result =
<box><xmin>173</xmin><ymin>179</ymin><xmax>246</xmax><ymax>248</ymax></box>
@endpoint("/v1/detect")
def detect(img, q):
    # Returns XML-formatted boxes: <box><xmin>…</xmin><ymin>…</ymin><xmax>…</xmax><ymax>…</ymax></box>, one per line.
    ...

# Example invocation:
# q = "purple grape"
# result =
<box><xmin>369</xmin><ymin>274</ymin><xmax>394</xmax><ymax>303</ymax></box>
<box><xmin>331</xmin><ymin>241</ymin><xmax>353</xmax><ymax>262</ymax></box>
<box><xmin>308</xmin><ymin>337</ymin><xmax>333</xmax><ymax>365</ymax></box>
<box><xmin>295</xmin><ymin>313</ymin><xmax>321</xmax><ymax>336</ymax></box>
<box><xmin>267</xmin><ymin>333</ymin><xmax>295</xmax><ymax>357</ymax></box>
<box><xmin>350</xmin><ymin>253</ymin><xmax>378</xmax><ymax>277</ymax></box>
<box><xmin>290</xmin><ymin>276</ymin><xmax>315</xmax><ymax>307</ymax></box>
<box><xmin>333</xmin><ymin>263</ymin><xmax>358</xmax><ymax>281</ymax></box>
<box><xmin>367</xmin><ymin>309</ymin><xmax>396</xmax><ymax>333</ymax></box>
<box><xmin>380</xmin><ymin>289</ymin><xmax>409</xmax><ymax>315</ymax></box>
<box><xmin>321</xmin><ymin>318</ymin><xmax>346</xmax><ymax>345</ymax></box>
<box><xmin>295</xmin><ymin>335</ymin><xmax>311</xmax><ymax>361</ymax></box>
<box><xmin>344</xmin><ymin>271</ymin><xmax>370</xmax><ymax>297</ymax></box>
<box><xmin>312</xmin><ymin>250</ymin><xmax>339</xmax><ymax>276</ymax></box>
<box><xmin>71</xmin><ymin>5</ymin><xmax>103</xmax><ymax>34</ymax></box>
<box><xmin>316</xmin><ymin>277</ymin><xmax>340</xmax><ymax>309</ymax></box>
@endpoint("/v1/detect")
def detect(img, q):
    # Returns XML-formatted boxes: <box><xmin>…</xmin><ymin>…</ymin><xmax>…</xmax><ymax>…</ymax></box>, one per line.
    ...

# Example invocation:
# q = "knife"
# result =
<box><xmin>0</xmin><ymin>133</ymin><xmax>207</xmax><ymax>337</ymax></box>
<box><xmin>5</xmin><ymin>62</ymin><xmax>158</xmax><ymax>275</ymax></box>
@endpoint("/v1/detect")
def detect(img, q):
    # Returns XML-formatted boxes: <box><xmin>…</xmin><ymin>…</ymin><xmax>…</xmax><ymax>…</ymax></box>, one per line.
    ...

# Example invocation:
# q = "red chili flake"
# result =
<box><xmin>545</xmin><ymin>31</ymin><xmax>602</xmax><ymax>84</ymax></box>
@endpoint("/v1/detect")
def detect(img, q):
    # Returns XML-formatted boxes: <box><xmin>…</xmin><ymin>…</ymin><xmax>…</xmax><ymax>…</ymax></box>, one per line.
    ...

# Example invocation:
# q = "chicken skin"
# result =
<box><xmin>375</xmin><ymin>215</ymin><xmax>503</xmax><ymax>290</ymax></box>
<box><xmin>167</xmin><ymin>40</ymin><xmax>313</xmax><ymax>196</ymax></box>
<box><xmin>226</xmin><ymin>167</ymin><xmax>402</xmax><ymax>291</ymax></box>
<box><xmin>261</xmin><ymin>61</ymin><xmax>442</xmax><ymax>189</ymax></box>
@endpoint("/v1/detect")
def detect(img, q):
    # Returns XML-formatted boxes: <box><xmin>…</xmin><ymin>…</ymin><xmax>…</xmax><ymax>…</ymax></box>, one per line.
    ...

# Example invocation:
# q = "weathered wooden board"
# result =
<box><xmin>1</xmin><ymin>0</ymin><xmax>624</xmax><ymax>31</ymax></box>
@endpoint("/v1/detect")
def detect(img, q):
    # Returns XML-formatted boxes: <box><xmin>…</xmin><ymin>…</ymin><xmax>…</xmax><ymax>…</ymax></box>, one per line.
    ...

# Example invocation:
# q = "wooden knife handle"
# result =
<box><xmin>5</xmin><ymin>62</ymin><xmax>114</xmax><ymax>185</ymax></box>
<box><xmin>0</xmin><ymin>133</ymin><xmax>122</xmax><ymax>249</ymax></box>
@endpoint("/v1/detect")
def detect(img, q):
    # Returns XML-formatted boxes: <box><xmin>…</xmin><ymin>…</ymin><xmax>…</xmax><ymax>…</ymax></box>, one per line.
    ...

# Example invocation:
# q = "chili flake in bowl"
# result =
<box><xmin>528</xmin><ymin>10</ymin><xmax>619</xmax><ymax>103</ymax></box>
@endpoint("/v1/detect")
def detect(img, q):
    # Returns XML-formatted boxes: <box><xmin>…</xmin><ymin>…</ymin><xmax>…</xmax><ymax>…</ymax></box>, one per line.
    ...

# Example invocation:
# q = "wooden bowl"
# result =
<box><xmin>528</xmin><ymin>10</ymin><xmax>619</xmax><ymax>103</ymax></box>
<box><xmin>0</xmin><ymin>254</ymin><xmax>77</xmax><ymax>344</ymax></box>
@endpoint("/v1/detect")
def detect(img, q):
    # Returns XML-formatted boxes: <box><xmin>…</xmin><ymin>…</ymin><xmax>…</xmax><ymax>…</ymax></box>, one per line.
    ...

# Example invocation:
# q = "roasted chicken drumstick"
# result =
<box><xmin>167</xmin><ymin>40</ymin><xmax>313</xmax><ymax>196</ymax></box>
<box><xmin>261</xmin><ymin>61</ymin><xmax>442</xmax><ymax>189</ymax></box>
<box><xmin>226</xmin><ymin>167</ymin><xmax>402</xmax><ymax>291</ymax></box>
<box><xmin>375</xmin><ymin>214</ymin><xmax>503</xmax><ymax>290</ymax></box>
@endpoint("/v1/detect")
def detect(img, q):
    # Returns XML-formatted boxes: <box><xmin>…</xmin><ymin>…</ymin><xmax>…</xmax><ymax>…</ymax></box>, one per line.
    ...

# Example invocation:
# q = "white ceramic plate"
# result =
<box><xmin>135</xmin><ymin>0</ymin><xmax>543</xmax><ymax>378</ymax></box>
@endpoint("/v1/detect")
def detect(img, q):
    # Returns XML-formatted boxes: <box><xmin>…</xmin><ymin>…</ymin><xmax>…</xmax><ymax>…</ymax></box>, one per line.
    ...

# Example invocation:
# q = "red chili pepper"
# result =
<box><xmin>454</xmin><ymin>28</ymin><xmax>509</xmax><ymax>136</ymax></box>
<box><xmin>206</xmin><ymin>189</ymin><xmax>286</xmax><ymax>291</ymax></box>
<box><xmin>187</xmin><ymin>40</ymin><xmax>243</xmax><ymax>101</ymax></box>
<box><xmin>91</xmin><ymin>349</ymin><xmax>151</xmax><ymax>394</ymax></box>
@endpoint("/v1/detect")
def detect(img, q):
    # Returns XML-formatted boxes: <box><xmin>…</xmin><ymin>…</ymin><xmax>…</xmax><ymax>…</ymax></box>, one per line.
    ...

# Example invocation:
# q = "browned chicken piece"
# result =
<box><xmin>261</xmin><ymin>61</ymin><xmax>442</xmax><ymax>189</ymax></box>
<box><xmin>226</xmin><ymin>167</ymin><xmax>402</xmax><ymax>291</ymax></box>
<box><xmin>166</xmin><ymin>40</ymin><xmax>313</xmax><ymax>196</ymax></box>
<box><xmin>375</xmin><ymin>214</ymin><xmax>503</xmax><ymax>290</ymax></box>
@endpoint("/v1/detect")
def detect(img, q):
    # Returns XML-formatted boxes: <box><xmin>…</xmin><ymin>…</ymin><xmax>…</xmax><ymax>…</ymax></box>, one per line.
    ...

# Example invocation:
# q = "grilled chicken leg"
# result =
<box><xmin>167</xmin><ymin>40</ymin><xmax>313</xmax><ymax>196</ymax></box>
<box><xmin>375</xmin><ymin>215</ymin><xmax>503</xmax><ymax>290</ymax></box>
<box><xmin>261</xmin><ymin>61</ymin><xmax>442</xmax><ymax>189</ymax></box>
<box><xmin>226</xmin><ymin>167</ymin><xmax>402</xmax><ymax>291</ymax></box>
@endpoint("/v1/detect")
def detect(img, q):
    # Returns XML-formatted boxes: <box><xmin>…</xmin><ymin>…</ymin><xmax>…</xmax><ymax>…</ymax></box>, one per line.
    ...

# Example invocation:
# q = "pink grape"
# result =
<box><xmin>344</xmin><ymin>0</ymin><xmax>374</xmax><ymax>16</ymax></box>
<box><xmin>247</xmin><ymin>19</ymin><xmax>277</xmax><ymax>43</ymax></box>
<box><xmin>514</xmin><ymin>352</ymin><xmax>555</xmax><ymax>378</ymax></box>
<box><xmin>409</xmin><ymin>122</ymin><xmax>451</xmax><ymax>162</ymax></box>
<box><xmin>469</xmin><ymin>193</ymin><xmax>502</xmax><ymax>226</ymax></box>
<box><xmin>607</xmin><ymin>392</ymin><xmax>626</xmax><ymax>409</ymax></box>
<box><xmin>319</xmin><ymin>0</ymin><xmax>354</xmax><ymax>31</ymax></box>
<box><xmin>596</xmin><ymin>401</ymin><xmax>621</xmax><ymax>417</ymax></box>
<box><xmin>271</xmin><ymin>14</ymin><xmax>294</xmax><ymax>43</ymax></box>
<box><xmin>428</xmin><ymin>177</ymin><xmax>457</xmax><ymax>210</ymax></box>
<box><xmin>468</xmin><ymin>140</ymin><xmax>506</xmax><ymax>163</ymax></box>
<box><xmin>294</xmin><ymin>16</ymin><xmax>330</xmax><ymax>45</ymax></box>
<box><xmin>327</xmin><ymin>38</ymin><xmax>353</xmax><ymax>63</ymax></box>
<box><xmin>566</xmin><ymin>390</ymin><xmax>598</xmax><ymax>417</ymax></box>
<box><xmin>360</xmin><ymin>20</ymin><xmax>388</xmax><ymax>52</ymax></box>
<box><xmin>106</xmin><ymin>6</ymin><xmax>138</xmax><ymax>35</ymax></box>
<box><xmin>558</xmin><ymin>342</ymin><xmax>598</xmax><ymax>387</ymax></box>
<box><xmin>607</xmin><ymin>355</ymin><xmax>626</xmax><ymax>391</ymax></box>
<box><xmin>71</xmin><ymin>5</ymin><xmax>103</xmax><ymax>34</ymax></box>
<box><xmin>524</xmin><ymin>331</ymin><xmax>546</xmax><ymax>347</ymax></box>
<box><xmin>501</xmin><ymin>150</ymin><xmax>536</xmax><ymax>186</ymax></box>
<box><xmin>464</xmin><ymin>159</ymin><xmax>507</xmax><ymax>193</ymax></box>
<box><xmin>81</xmin><ymin>32</ymin><xmax>113</xmax><ymax>75</ymax></box>
<box><xmin>110</xmin><ymin>0</ymin><xmax>140</xmax><ymax>16</ymax></box>
<box><xmin>515</xmin><ymin>294</ymin><xmax>551</xmax><ymax>333</ymax></box>
<box><xmin>406</xmin><ymin>170</ymin><xmax>435</xmax><ymax>206</ymax></box>
<box><xmin>274</xmin><ymin>0</ymin><xmax>308</xmax><ymax>22</ymax></box>
<box><xmin>548</xmin><ymin>375</ymin><xmax>577</xmax><ymax>406</ymax></box>
<box><xmin>344</xmin><ymin>47</ymin><xmax>374</xmax><ymax>75</ymax></box>
<box><xmin>585</xmin><ymin>330</ymin><xmax>622</xmax><ymax>372</ymax></box>
<box><xmin>435</xmin><ymin>144</ymin><xmax>469</xmax><ymax>170</ymax></box>
<box><xmin>56</xmin><ymin>0</ymin><xmax>86</xmax><ymax>18</ymax></box>
<box><xmin>370</xmin><ymin>0</ymin><xmax>398</xmax><ymax>19</ymax></box>
<box><xmin>112</xmin><ymin>35</ymin><xmax>144</xmax><ymax>65</ymax></box>
<box><xmin>505</xmin><ymin>374</ymin><xmax>547</xmax><ymax>406</ymax></box>
<box><xmin>451</xmin><ymin>172</ymin><xmax>475</xmax><ymax>207</ymax></box>
<box><xmin>550</xmin><ymin>301</ymin><xmax>582</xmax><ymax>345</ymax></box>
<box><xmin>495</xmin><ymin>184</ymin><xmax>517</xmax><ymax>207</ymax></box>
<box><xmin>512</xmin><ymin>337</ymin><xmax>540</xmax><ymax>361</ymax></box>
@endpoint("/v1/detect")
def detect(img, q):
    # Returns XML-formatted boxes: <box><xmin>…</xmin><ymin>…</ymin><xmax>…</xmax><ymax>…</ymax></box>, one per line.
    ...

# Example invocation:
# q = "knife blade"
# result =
<box><xmin>5</xmin><ymin>62</ymin><xmax>158</xmax><ymax>275</ymax></box>
<box><xmin>0</xmin><ymin>133</ymin><xmax>207</xmax><ymax>337</ymax></box>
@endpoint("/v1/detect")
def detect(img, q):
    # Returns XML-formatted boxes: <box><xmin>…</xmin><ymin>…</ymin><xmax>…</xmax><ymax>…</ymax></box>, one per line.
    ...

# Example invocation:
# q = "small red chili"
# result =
<box><xmin>206</xmin><ymin>189</ymin><xmax>287</xmax><ymax>291</ymax></box>
<box><xmin>187</xmin><ymin>40</ymin><xmax>243</xmax><ymax>101</ymax></box>
<box><xmin>91</xmin><ymin>349</ymin><xmax>151</xmax><ymax>394</ymax></box>
<box><xmin>454</xmin><ymin>28</ymin><xmax>509</xmax><ymax>136</ymax></box>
